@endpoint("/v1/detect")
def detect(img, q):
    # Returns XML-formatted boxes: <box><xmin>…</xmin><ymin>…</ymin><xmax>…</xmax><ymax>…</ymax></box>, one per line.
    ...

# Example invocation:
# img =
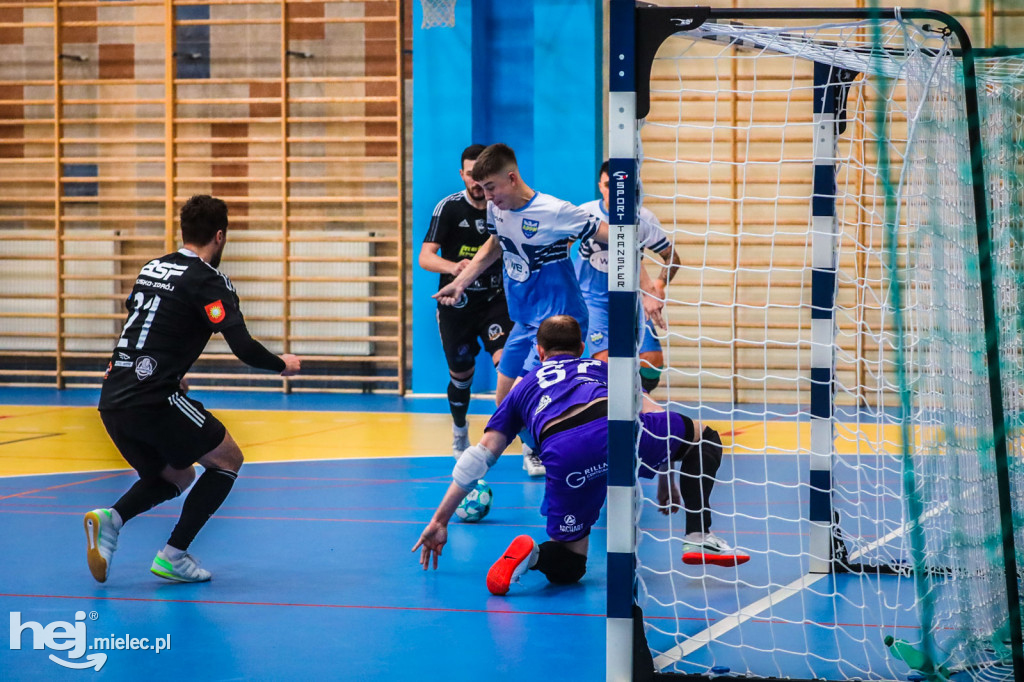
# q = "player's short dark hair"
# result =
<box><xmin>470</xmin><ymin>143</ymin><xmax>518</xmax><ymax>182</ymax></box>
<box><xmin>599</xmin><ymin>160</ymin><xmax>609</xmax><ymax>180</ymax></box>
<box><xmin>180</xmin><ymin>195</ymin><xmax>228</xmax><ymax>246</ymax></box>
<box><xmin>461</xmin><ymin>143</ymin><xmax>486</xmax><ymax>165</ymax></box>
<box><xmin>536</xmin><ymin>315</ymin><xmax>583</xmax><ymax>356</ymax></box>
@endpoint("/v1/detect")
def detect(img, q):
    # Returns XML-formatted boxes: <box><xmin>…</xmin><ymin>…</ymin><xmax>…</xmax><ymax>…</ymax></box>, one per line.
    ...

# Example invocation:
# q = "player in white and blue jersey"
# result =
<box><xmin>412</xmin><ymin>315</ymin><xmax>748</xmax><ymax>596</ymax></box>
<box><xmin>434</xmin><ymin>144</ymin><xmax>665</xmax><ymax>401</ymax></box>
<box><xmin>578</xmin><ymin>161</ymin><xmax>681</xmax><ymax>392</ymax></box>
<box><xmin>434</xmin><ymin>143</ymin><xmax>665</xmax><ymax>476</ymax></box>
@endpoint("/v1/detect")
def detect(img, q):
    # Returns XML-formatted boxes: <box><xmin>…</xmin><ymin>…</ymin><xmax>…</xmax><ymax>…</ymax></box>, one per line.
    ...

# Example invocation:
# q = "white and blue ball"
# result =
<box><xmin>455</xmin><ymin>480</ymin><xmax>492</xmax><ymax>522</ymax></box>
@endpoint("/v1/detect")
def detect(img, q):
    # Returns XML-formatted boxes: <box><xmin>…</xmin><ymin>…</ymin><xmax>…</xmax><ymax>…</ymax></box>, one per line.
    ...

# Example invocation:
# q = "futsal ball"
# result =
<box><xmin>455</xmin><ymin>480</ymin><xmax>492</xmax><ymax>522</ymax></box>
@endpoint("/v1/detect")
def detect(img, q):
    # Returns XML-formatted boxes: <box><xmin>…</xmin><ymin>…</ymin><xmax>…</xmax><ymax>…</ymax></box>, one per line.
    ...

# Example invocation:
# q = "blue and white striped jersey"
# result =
<box><xmin>575</xmin><ymin>199</ymin><xmax>671</xmax><ymax>305</ymax></box>
<box><xmin>487</xmin><ymin>192</ymin><xmax>599</xmax><ymax>326</ymax></box>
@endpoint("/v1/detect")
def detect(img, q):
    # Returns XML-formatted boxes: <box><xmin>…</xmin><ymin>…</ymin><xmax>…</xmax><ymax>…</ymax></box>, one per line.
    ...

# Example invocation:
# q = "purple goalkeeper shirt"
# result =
<box><xmin>485</xmin><ymin>354</ymin><xmax>607</xmax><ymax>444</ymax></box>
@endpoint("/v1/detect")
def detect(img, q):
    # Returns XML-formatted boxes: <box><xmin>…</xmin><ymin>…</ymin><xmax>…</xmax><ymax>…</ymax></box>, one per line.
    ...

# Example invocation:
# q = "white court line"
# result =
<box><xmin>653</xmin><ymin>501</ymin><xmax>951</xmax><ymax>671</ymax></box>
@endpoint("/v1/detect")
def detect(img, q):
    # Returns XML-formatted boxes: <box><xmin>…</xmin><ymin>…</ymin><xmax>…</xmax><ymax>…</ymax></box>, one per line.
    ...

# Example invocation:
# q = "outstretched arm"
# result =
<box><xmin>412</xmin><ymin>429</ymin><xmax>510</xmax><ymax>570</ymax></box>
<box><xmin>222</xmin><ymin>325</ymin><xmax>300</xmax><ymax>376</ymax></box>
<box><xmin>433</xmin><ymin>236</ymin><xmax>502</xmax><ymax>306</ymax></box>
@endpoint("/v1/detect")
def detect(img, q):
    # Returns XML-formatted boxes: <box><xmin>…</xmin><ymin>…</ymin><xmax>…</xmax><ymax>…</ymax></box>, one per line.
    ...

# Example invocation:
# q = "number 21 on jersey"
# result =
<box><xmin>116</xmin><ymin>292</ymin><xmax>161</xmax><ymax>349</ymax></box>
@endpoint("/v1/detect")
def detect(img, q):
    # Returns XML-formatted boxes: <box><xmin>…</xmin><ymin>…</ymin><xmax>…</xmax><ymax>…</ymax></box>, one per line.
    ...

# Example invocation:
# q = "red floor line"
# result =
<box><xmin>0</xmin><ymin>471</ymin><xmax>131</xmax><ymax>501</ymax></box>
<box><xmin>241</xmin><ymin>420</ymin><xmax>368</xmax><ymax>449</ymax></box>
<box><xmin>0</xmin><ymin>592</ymin><xmax>603</xmax><ymax>619</ymax></box>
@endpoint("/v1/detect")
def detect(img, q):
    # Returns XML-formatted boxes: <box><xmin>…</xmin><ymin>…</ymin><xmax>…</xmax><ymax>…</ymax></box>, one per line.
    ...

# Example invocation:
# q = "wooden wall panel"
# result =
<box><xmin>0</xmin><ymin>0</ymin><xmax>405</xmax><ymax>392</ymax></box>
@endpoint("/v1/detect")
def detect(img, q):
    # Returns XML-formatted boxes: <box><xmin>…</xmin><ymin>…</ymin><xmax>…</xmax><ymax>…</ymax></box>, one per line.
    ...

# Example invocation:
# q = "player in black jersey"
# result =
<box><xmin>85</xmin><ymin>195</ymin><xmax>301</xmax><ymax>584</ymax></box>
<box><xmin>419</xmin><ymin>144</ymin><xmax>513</xmax><ymax>460</ymax></box>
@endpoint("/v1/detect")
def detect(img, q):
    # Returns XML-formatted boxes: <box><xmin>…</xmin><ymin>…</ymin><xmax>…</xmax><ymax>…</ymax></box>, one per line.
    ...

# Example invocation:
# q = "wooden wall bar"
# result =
<box><xmin>0</xmin><ymin>0</ymin><xmax>406</xmax><ymax>392</ymax></box>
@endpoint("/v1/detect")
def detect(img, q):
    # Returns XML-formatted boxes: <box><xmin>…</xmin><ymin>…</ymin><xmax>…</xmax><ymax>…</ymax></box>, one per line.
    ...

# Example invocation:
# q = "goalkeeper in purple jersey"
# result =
<box><xmin>412</xmin><ymin>315</ymin><xmax>748</xmax><ymax>597</ymax></box>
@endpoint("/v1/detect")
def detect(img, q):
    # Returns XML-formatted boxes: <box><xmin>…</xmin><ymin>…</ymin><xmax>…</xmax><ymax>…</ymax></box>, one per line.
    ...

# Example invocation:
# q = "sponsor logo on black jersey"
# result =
<box><xmin>135</xmin><ymin>356</ymin><xmax>157</xmax><ymax>381</ymax></box>
<box><xmin>139</xmin><ymin>260</ymin><xmax>188</xmax><ymax>282</ymax></box>
<box><xmin>458</xmin><ymin>219</ymin><xmax>470</xmax><ymax>228</ymax></box>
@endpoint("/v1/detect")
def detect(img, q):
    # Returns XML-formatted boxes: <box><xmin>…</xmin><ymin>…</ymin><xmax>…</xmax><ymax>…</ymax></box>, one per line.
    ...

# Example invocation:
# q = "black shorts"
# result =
<box><xmin>437</xmin><ymin>297</ymin><xmax>514</xmax><ymax>373</ymax></box>
<box><xmin>99</xmin><ymin>392</ymin><xmax>227</xmax><ymax>479</ymax></box>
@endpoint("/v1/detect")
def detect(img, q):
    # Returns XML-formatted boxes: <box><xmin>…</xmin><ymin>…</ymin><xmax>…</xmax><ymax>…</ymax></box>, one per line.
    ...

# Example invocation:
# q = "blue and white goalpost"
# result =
<box><xmin>606</xmin><ymin>1</ymin><xmax>641</xmax><ymax>680</ymax></box>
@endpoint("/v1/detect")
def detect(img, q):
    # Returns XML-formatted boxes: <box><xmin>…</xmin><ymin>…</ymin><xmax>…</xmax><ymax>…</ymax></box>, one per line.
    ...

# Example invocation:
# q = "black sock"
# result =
<box><xmin>167</xmin><ymin>467</ymin><xmax>237</xmax><ymax>551</ymax></box>
<box><xmin>447</xmin><ymin>374</ymin><xmax>473</xmax><ymax>428</ymax></box>
<box><xmin>679</xmin><ymin>427</ymin><xmax>723</xmax><ymax>535</ymax></box>
<box><xmin>534</xmin><ymin>541</ymin><xmax>588</xmax><ymax>584</ymax></box>
<box><xmin>112</xmin><ymin>477</ymin><xmax>181</xmax><ymax>523</ymax></box>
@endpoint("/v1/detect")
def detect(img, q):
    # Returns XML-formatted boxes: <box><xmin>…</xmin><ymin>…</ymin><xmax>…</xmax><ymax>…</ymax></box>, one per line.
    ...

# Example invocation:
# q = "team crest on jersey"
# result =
<box><xmin>488</xmin><ymin>324</ymin><xmax>504</xmax><ymax>341</ymax></box>
<box><xmin>475</xmin><ymin>219</ymin><xmax>486</xmax><ymax>234</ymax></box>
<box><xmin>521</xmin><ymin>218</ymin><xmax>539</xmax><ymax>238</ymax></box>
<box><xmin>205</xmin><ymin>300</ymin><xmax>226</xmax><ymax>324</ymax></box>
<box><xmin>135</xmin><ymin>356</ymin><xmax>157</xmax><ymax>381</ymax></box>
<box><xmin>534</xmin><ymin>394</ymin><xmax>552</xmax><ymax>415</ymax></box>
<box><xmin>590</xmin><ymin>331</ymin><xmax>605</xmax><ymax>345</ymax></box>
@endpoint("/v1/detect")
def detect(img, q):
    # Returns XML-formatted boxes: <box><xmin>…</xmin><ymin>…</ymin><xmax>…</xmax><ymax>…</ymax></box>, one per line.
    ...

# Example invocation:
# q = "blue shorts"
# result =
<box><xmin>498</xmin><ymin>317</ymin><xmax>589</xmax><ymax>379</ymax></box>
<box><xmin>539</xmin><ymin>409</ymin><xmax>693</xmax><ymax>542</ymax></box>
<box><xmin>585</xmin><ymin>300</ymin><xmax>661</xmax><ymax>356</ymax></box>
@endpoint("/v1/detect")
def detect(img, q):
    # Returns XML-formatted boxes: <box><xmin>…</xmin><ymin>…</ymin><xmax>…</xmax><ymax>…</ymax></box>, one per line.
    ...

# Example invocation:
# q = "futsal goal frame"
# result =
<box><xmin>605</xmin><ymin>3</ymin><xmax>1023</xmax><ymax>681</ymax></box>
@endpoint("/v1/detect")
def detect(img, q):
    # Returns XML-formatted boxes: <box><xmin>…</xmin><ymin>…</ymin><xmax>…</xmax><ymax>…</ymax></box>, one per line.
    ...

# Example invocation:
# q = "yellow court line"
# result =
<box><xmin>0</xmin><ymin>405</ymin><xmax>460</xmax><ymax>477</ymax></box>
<box><xmin>0</xmin><ymin>405</ymin><xmax>916</xmax><ymax>478</ymax></box>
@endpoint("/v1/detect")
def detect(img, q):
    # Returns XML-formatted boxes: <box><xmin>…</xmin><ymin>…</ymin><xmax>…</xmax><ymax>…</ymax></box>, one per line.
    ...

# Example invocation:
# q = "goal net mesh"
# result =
<box><xmin>634</xmin><ymin>15</ymin><xmax>1019</xmax><ymax>680</ymax></box>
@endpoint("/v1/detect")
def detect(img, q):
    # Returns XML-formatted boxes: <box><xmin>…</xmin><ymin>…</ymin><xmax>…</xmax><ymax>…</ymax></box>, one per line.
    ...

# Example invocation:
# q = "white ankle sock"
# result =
<box><xmin>162</xmin><ymin>545</ymin><xmax>185</xmax><ymax>561</ymax></box>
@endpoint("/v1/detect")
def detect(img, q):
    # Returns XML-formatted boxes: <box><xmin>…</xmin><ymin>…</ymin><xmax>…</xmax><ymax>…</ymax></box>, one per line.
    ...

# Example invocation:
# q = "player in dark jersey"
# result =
<box><xmin>419</xmin><ymin>144</ymin><xmax>513</xmax><ymax>461</ymax></box>
<box><xmin>413</xmin><ymin>315</ymin><xmax>748</xmax><ymax>596</ymax></box>
<box><xmin>85</xmin><ymin>195</ymin><xmax>301</xmax><ymax>584</ymax></box>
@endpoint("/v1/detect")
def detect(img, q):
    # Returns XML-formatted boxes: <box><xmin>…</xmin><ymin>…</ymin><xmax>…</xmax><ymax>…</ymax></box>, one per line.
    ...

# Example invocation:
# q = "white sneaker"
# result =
<box><xmin>522</xmin><ymin>445</ymin><xmax>545</xmax><ymax>477</ymax></box>
<box><xmin>151</xmin><ymin>549</ymin><xmax>212</xmax><ymax>583</ymax></box>
<box><xmin>452</xmin><ymin>423</ymin><xmax>470</xmax><ymax>460</ymax></box>
<box><xmin>84</xmin><ymin>508</ymin><xmax>121</xmax><ymax>583</ymax></box>
<box><xmin>682</xmin><ymin>532</ymin><xmax>750</xmax><ymax>567</ymax></box>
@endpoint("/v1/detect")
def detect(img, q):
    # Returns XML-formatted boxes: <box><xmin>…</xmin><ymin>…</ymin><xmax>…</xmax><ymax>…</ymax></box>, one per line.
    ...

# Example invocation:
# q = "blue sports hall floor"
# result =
<box><xmin>0</xmin><ymin>388</ymin><xmax>915</xmax><ymax>681</ymax></box>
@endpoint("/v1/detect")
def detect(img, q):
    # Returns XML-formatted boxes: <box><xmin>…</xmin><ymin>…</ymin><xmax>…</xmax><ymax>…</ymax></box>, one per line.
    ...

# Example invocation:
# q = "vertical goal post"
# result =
<box><xmin>607</xmin><ymin>3</ymin><xmax>1023</xmax><ymax>681</ymax></box>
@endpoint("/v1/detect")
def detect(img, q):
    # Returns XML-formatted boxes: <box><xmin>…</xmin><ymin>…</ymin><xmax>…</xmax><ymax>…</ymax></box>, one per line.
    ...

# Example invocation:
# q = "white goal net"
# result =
<box><xmin>616</xmin><ymin>8</ymin><xmax>1021</xmax><ymax>681</ymax></box>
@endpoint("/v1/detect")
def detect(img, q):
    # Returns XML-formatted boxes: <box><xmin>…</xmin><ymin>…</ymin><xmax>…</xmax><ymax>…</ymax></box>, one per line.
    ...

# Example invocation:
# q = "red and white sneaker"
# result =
<box><xmin>486</xmin><ymin>535</ymin><xmax>539</xmax><ymax>595</ymax></box>
<box><xmin>682</xmin><ymin>532</ymin><xmax>750</xmax><ymax>567</ymax></box>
